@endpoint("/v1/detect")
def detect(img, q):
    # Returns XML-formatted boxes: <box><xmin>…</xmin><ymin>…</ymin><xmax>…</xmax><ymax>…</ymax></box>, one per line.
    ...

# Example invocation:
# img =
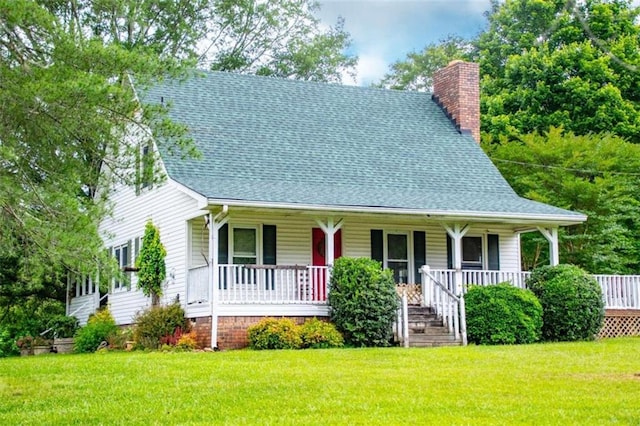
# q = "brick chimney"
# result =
<box><xmin>432</xmin><ymin>60</ymin><xmax>480</xmax><ymax>143</ymax></box>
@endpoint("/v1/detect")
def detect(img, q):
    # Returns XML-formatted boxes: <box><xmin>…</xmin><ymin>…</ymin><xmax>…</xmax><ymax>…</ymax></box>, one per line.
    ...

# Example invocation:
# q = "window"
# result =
<box><xmin>387</xmin><ymin>233</ymin><xmax>409</xmax><ymax>284</ymax></box>
<box><xmin>141</xmin><ymin>143</ymin><xmax>153</xmax><ymax>189</ymax></box>
<box><xmin>462</xmin><ymin>236</ymin><xmax>483</xmax><ymax>270</ymax></box>
<box><xmin>447</xmin><ymin>234</ymin><xmax>500</xmax><ymax>271</ymax></box>
<box><xmin>232</xmin><ymin>227</ymin><xmax>257</xmax><ymax>265</ymax></box>
<box><xmin>113</xmin><ymin>242</ymin><xmax>130</xmax><ymax>290</ymax></box>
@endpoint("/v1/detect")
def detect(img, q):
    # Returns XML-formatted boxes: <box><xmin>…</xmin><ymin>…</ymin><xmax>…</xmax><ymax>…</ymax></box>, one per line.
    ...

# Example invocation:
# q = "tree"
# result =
<box><xmin>0</xmin><ymin>1</ymin><xmax>188</xmax><ymax>295</ymax></box>
<box><xmin>136</xmin><ymin>221</ymin><xmax>167</xmax><ymax>306</ymax></box>
<box><xmin>377</xmin><ymin>35</ymin><xmax>470</xmax><ymax>91</ymax></box>
<box><xmin>484</xmin><ymin>127</ymin><xmax>640</xmax><ymax>273</ymax></box>
<box><xmin>378</xmin><ymin>1</ymin><xmax>640</xmax><ymax>141</ymax></box>
<box><xmin>43</xmin><ymin>0</ymin><xmax>357</xmax><ymax>83</ymax></box>
<box><xmin>1</xmin><ymin>0</ymin><xmax>354</xmax><ymax>313</ymax></box>
<box><xmin>476</xmin><ymin>0</ymin><xmax>640</xmax><ymax>141</ymax></box>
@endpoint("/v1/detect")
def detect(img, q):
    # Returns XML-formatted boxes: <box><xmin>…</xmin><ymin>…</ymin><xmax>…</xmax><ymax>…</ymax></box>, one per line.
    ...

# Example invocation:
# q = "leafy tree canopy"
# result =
<box><xmin>478</xmin><ymin>0</ymin><xmax>640</xmax><ymax>141</ymax></box>
<box><xmin>0</xmin><ymin>0</ymin><xmax>356</xmax><ymax>310</ymax></box>
<box><xmin>378</xmin><ymin>0</ymin><xmax>640</xmax><ymax>141</ymax></box>
<box><xmin>485</xmin><ymin>127</ymin><xmax>640</xmax><ymax>273</ymax></box>
<box><xmin>377</xmin><ymin>35</ymin><xmax>470</xmax><ymax>91</ymax></box>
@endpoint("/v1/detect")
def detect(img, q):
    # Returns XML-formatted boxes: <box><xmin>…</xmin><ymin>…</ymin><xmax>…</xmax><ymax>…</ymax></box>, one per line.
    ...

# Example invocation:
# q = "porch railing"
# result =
<box><xmin>426</xmin><ymin>268</ymin><xmax>640</xmax><ymax>310</ymax></box>
<box><xmin>187</xmin><ymin>264</ymin><xmax>330</xmax><ymax>305</ymax></box>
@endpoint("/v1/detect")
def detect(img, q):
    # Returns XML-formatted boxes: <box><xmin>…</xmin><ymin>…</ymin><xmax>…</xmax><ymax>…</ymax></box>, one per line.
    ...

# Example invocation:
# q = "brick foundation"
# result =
<box><xmin>189</xmin><ymin>316</ymin><xmax>212</xmax><ymax>349</ymax></box>
<box><xmin>599</xmin><ymin>309</ymin><xmax>640</xmax><ymax>339</ymax></box>
<box><xmin>188</xmin><ymin>315</ymin><xmax>328</xmax><ymax>350</ymax></box>
<box><xmin>217</xmin><ymin>316</ymin><xmax>325</xmax><ymax>350</ymax></box>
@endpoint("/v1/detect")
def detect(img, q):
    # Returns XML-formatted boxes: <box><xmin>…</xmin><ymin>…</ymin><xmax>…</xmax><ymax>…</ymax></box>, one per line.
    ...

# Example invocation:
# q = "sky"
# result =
<box><xmin>316</xmin><ymin>0</ymin><xmax>492</xmax><ymax>86</ymax></box>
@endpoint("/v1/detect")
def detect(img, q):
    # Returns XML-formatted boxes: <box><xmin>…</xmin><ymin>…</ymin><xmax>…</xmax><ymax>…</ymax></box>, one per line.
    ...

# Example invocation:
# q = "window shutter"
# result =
<box><xmin>218</xmin><ymin>224</ymin><xmax>228</xmax><ymax>264</ymax></box>
<box><xmin>413</xmin><ymin>231</ymin><xmax>426</xmax><ymax>283</ymax></box>
<box><xmin>370</xmin><ymin>230</ymin><xmax>383</xmax><ymax>265</ymax></box>
<box><xmin>262</xmin><ymin>225</ymin><xmax>277</xmax><ymax>265</ymax></box>
<box><xmin>125</xmin><ymin>239</ymin><xmax>132</xmax><ymax>289</ymax></box>
<box><xmin>134</xmin><ymin>237</ymin><xmax>140</xmax><ymax>262</ymax></box>
<box><xmin>488</xmin><ymin>234</ymin><xmax>500</xmax><ymax>270</ymax></box>
<box><xmin>446</xmin><ymin>234</ymin><xmax>453</xmax><ymax>269</ymax></box>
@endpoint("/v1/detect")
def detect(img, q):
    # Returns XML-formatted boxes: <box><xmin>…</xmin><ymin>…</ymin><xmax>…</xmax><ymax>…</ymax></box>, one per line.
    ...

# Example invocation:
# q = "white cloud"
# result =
<box><xmin>317</xmin><ymin>0</ymin><xmax>491</xmax><ymax>85</ymax></box>
<box><xmin>353</xmin><ymin>52</ymin><xmax>390</xmax><ymax>86</ymax></box>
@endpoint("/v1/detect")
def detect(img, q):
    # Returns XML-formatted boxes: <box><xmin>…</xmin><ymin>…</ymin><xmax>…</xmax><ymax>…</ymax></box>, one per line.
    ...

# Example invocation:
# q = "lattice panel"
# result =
<box><xmin>396</xmin><ymin>284</ymin><xmax>422</xmax><ymax>305</ymax></box>
<box><xmin>598</xmin><ymin>313</ymin><xmax>640</xmax><ymax>338</ymax></box>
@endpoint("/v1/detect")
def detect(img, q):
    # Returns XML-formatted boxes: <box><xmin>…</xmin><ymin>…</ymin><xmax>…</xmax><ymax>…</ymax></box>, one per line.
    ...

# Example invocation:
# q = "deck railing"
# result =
<box><xmin>187</xmin><ymin>264</ymin><xmax>330</xmax><ymax>305</ymax></box>
<box><xmin>594</xmin><ymin>274</ymin><xmax>640</xmax><ymax>309</ymax></box>
<box><xmin>427</xmin><ymin>268</ymin><xmax>640</xmax><ymax>310</ymax></box>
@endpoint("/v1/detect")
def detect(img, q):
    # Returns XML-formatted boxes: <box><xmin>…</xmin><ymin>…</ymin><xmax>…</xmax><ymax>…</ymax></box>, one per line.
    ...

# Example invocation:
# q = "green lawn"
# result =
<box><xmin>1</xmin><ymin>338</ymin><xmax>639</xmax><ymax>425</ymax></box>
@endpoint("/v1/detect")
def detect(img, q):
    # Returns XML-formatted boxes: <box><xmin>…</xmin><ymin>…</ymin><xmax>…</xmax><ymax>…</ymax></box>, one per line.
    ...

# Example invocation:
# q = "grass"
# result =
<box><xmin>1</xmin><ymin>338</ymin><xmax>639</xmax><ymax>425</ymax></box>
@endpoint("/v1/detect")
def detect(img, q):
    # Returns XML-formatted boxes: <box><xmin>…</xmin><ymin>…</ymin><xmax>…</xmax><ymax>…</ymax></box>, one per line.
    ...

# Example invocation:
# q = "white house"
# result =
<box><xmin>69</xmin><ymin>61</ymin><xmax>598</xmax><ymax>349</ymax></box>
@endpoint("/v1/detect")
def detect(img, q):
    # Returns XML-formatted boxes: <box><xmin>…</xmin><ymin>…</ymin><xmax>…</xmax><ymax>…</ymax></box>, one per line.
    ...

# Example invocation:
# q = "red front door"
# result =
<box><xmin>311</xmin><ymin>228</ymin><xmax>342</xmax><ymax>300</ymax></box>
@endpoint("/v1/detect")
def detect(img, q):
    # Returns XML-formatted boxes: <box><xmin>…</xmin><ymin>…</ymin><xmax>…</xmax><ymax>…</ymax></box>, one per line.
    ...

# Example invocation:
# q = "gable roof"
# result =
<box><xmin>140</xmin><ymin>71</ymin><xmax>585</xmax><ymax>224</ymax></box>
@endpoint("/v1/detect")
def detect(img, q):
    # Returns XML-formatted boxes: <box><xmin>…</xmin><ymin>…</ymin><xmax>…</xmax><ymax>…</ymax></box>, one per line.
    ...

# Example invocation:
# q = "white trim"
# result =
<box><xmin>168</xmin><ymin>179</ymin><xmax>208</xmax><ymax>208</ymax></box>
<box><xmin>216</xmin><ymin>304</ymin><xmax>330</xmax><ymax>317</ymax></box>
<box><xmin>206</xmin><ymin>198</ymin><xmax>586</xmax><ymax>225</ymax></box>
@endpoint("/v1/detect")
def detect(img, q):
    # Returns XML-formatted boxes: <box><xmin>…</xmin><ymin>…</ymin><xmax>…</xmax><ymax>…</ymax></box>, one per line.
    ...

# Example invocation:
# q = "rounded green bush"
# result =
<box><xmin>299</xmin><ymin>318</ymin><xmax>344</xmax><ymax>349</ymax></box>
<box><xmin>328</xmin><ymin>257</ymin><xmax>398</xmax><ymax>347</ymax></box>
<box><xmin>527</xmin><ymin>264</ymin><xmax>604</xmax><ymax>341</ymax></box>
<box><xmin>247</xmin><ymin>317</ymin><xmax>302</xmax><ymax>350</ymax></box>
<box><xmin>133</xmin><ymin>302</ymin><xmax>190</xmax><ymax>350</ymax></box>
<box><xmin>74</xmin><ymin>309</ymin><xmax>119</xmax><ymax>353</ymax></box>
<box><xmin>465</xmin><ymin>283</ymin><xmax>543</xmax><ymax>345</ymax></box>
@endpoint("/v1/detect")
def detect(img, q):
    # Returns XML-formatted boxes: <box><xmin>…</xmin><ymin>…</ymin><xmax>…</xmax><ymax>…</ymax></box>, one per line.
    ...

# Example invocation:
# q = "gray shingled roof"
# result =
<box><xmin>140</xmin><ymin>71</ymin><xmax>584</xmax><ymax>222</ymax></box>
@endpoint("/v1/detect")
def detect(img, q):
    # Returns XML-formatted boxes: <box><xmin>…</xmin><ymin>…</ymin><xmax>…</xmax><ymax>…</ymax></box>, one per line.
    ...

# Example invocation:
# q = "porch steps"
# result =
<box><xmin>405</xmin><ymin>306</ymin><xmax>461</xmax><ymax>347</ymax></box>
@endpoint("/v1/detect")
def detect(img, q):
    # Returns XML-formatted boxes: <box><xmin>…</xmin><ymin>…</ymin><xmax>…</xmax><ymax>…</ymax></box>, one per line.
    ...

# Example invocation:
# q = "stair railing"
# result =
<box><xmin>395</xmin><ymin>290</ymin><xmax>410</xmax><ymax>348</ymax></box>
<box><xmin>421</xmin><ymin>265</ymin><xmax>467</xmax><ymax>346</ymax></box>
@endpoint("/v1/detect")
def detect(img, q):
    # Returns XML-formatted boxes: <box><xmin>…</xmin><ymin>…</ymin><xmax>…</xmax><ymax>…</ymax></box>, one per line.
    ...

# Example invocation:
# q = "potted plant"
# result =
<box><xmin>49</xmin><ymin>315</ymin><xmax>80</xmax><ymax>354</ymax></box>
<box><xmin>16</xmin><ymin>336</ymin><xmax>33</xmax><ymax>356</ymax></box>
<box><xmin>32</xmin><ymin>335</ymin><xmax>53</xmax><ymax>355</ymax></box>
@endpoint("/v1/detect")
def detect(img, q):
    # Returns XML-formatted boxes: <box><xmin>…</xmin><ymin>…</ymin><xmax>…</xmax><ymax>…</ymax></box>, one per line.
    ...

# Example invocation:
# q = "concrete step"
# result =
<box><xmin>408</xmin><ymin>326</ymin><xmax>451</xmax><ymax>336</ymax></box>
<box><xmin>409</xmin><ymin>340</ymin><xmax>463</xmax><ymax>348</ymax></box>
<box><xmin>408</xmin><ymin>334</ymin><xmax>461</xmax><ymax>347</ymax></box>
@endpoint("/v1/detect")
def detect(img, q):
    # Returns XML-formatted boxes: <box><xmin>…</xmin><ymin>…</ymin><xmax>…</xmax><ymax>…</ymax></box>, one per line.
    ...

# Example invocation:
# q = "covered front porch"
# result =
<box><xmin>186</xmin><ymin>263</ymin><xmax>640</xmax><ymax>310</ymax></box>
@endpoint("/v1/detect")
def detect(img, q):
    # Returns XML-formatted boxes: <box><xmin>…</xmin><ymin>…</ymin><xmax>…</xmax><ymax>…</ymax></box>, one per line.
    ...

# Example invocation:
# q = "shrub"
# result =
<box><xmin>133</xmin><ymin>302</ymin><xmax>189</xmax><ymax>350</ymax></box>
<box><xmin>74</xmin><ymin>309</ymin><xmax>120</xmax><ymax>353</ymax></box>
<box><xmin>175</xmin><ymin>331</ymin><xmax>198</xmax><ymax>351</ymax></box>
<box><xmin>328</xmin><ymin>257</ymin><xmax>398</xmax><ymax>347</ymax></box>
<box><xmin>0</xmin><ymin>326</ymin><xmax>18</xmax><ymax>357</ymax></box>
<box><xmin>527</xmin><ymin>264</ymin><xmax>605</xmax><ymax>341</ymax></box>
<box><xmin>47</xmin><ymin>315</ymin><xmax>80</xmax><ymax>338</ymax></box>
<box><xmin>299</xmin><ymin>318</ymin><xmax>344</xmax><ymax>349</ymax></box>
<box><xmin>465</xmin><ymin>283</ymin><xmax>543</xmax><ymax>345</ymax></box>
<box><xmin>247</xmin><ymin>317</ymin><xmax>302</xmax><ymax>350</ymax></box>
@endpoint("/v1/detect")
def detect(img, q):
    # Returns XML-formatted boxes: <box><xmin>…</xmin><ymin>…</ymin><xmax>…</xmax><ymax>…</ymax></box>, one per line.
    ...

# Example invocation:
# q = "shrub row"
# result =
<box><xmin>466</xmin><ymin>264</ymin><xmax>604</xmax><ymax>345</ymax></box>
<box><xmin>248</xmin><ymin>317</ymin><xmax>344</xmax><ymax>350</ymax></box>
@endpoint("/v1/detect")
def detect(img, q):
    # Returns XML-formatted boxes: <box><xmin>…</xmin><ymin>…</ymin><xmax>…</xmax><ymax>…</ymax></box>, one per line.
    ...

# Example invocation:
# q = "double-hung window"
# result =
<box><xmin>461</xmin><ymin>236</ymin><xmax>483</xmax><ymax>270</ymax></box>
<box><xmin>231</xmin><ymin>227</ymin><xmax>258</xmax><ymax>265</ymax></box>
<box><xmin>386</xmin><ymin>233</ymin><xmax>410</xmax><ymax>284</ymax></box>
<box><xmin>113</xmin><ymin>243</ymin><xmax>129</xmax><ymax>290</ymax></box>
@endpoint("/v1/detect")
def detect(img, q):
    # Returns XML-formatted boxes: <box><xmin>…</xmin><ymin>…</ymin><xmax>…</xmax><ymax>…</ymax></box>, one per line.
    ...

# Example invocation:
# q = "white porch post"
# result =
<box><xmin>538</xmin><ymin>227</ymin><xmax>559</xmax><ymax>266</ymax></box>
<box><xmin>315</xmin><ymin>218</ymin><xmax>343</xmax><ymax>267</ymax></box>
<box><xmin>209</xmin><ymin>207</ymin><xmax>229</xmax><ymax>349</ymax></box>
<box><xmin>444</xmin><ymin>223</ymin><xmax>470</xmax><ymax>293</ymax></box>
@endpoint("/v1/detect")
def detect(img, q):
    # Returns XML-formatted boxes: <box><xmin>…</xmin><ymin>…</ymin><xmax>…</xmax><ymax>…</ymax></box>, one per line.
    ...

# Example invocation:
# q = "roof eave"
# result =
<box><xmin>205</xmin><ymin>198</ymin><xmax>587</xmax><ymax>226</ymax></box>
